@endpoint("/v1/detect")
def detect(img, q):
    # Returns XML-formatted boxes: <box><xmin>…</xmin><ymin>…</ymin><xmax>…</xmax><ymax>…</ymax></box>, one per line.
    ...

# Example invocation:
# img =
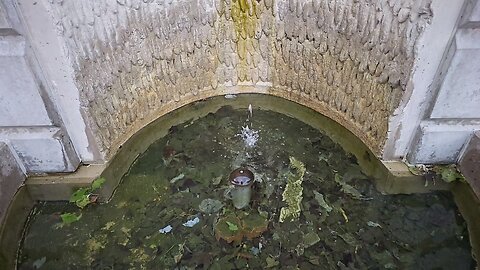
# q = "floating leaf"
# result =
<box><xmin>75</xmin><ymin>196</ymin><xmax>91</xmax><ymax>209</ymax></box>
<box><xmin>69</xmin><ymin>188</ymin><xmax>89</xmax><ymax>204</ymax></box>
<box><xmin>60</xmin><ymin>212</ymin><xmax>82</xmax><ymax>224</ymax></box>
<box><xmin>226</xmin><ymin>221</ymin><xmax>239</xmax><ymax>232</ymax></box>
<box><xmin>215</xmin><ymin>215</ymin><xmax>243</xmax><ymax>243</ymax></box>
<box><xmin>91</xmin><ymin>177</ymin><xmax>106</xmax><ymax>190</ymax></box>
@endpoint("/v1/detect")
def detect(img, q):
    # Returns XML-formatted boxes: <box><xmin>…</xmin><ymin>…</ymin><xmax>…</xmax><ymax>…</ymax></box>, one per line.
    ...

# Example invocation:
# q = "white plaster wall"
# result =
<box><xmin>396</xmin><ymin>0</ymin><xmax>480</xmax><ymax>164</ymax></box>
<box><xmin>384</xmin><ymin>0</ymin><xmax>467</xmax><ymax>161</ymax></box>
<box><xmin>431</xmin><ymin>50</ymin><xmax>480</xmax><ymax>118</ymax></box>
<box><xmin>0</xmin><ymin>0</ymin><xmax>80</xmax><ymax>174</ymax></box>
<box><xmin>14</xmin><ymin>0</ymin><xmax>102</xmax><ymax>163</ymax></box>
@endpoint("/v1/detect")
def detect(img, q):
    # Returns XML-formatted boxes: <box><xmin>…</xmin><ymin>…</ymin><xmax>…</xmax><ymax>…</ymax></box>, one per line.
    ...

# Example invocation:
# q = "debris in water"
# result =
<box><xmin>159</xmin><ymin>225</ymin><xmax>173</xmax><ymax>234</ymax></box>
<box><xmin>224</xmin><ymin>94</ymin><xmax>237</xmax><ymax>99</ymax></box>
<box><xmin>251</xmin><ymin>243</ymin><xmax>263</xmax><ymax>256</ymax></box>
<box><xmin>170</xmin><ymin>173</ymin><xmax>185</xmax><ymax>184</ymax></box>
<box><xmin>248</xmin><ymin>104</ymin><xmax>253</xmax><ymax>118</ymax></box>
<box><xmin>338</xmin><ymin>207</ymin><xmax>349</xmax><ymax>223</ymax></box>
<box><xmin>183</xmin><ymin>217</ymin><xmax>200</xmax><ymax>228</ymax></box>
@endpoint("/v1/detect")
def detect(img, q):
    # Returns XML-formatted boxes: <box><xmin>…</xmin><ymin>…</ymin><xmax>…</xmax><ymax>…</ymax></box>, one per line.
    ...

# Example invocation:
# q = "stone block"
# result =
<box><xmin>0</xmin><ymin>142</ymin><xmax>25</xmax><ymax>225</ymax></box>
<box><xmin>459</xmin><ymin>130</ymin><xmax>480</xmax><ymax>199</ymax></box>
<box><xmin>1</xmin><ymin>126</ymin><xmax>79</xmax><ymax>174</ymax></box>
<box><xmin>0</xmin><ymin>56</ymin><xmax>51</xmax><ymax>126</ymax></box>
<box><xmin>408</xmin><ymin>123</ymin><xmax>473</xmax><ymax>164</ymax></box>
<box><xmin>431</xmin><ymin>49</ymin><xmax>480</xmax><ymax>119</ymax></box>
<box><xmin>0</xmin><ymin>29</ymin><xmax>25</xmax><ymax>56</ymax></box>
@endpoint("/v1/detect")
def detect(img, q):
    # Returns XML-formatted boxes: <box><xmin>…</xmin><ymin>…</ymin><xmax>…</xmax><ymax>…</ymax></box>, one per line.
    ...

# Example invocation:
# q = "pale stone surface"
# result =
<box><xmin>470</xmin><ymin>0</ymin><xmax>480</xmax><ymax>21</ymax></box>
<box><xmin>44</xmin><ymin>0</ymin><xmax>433</xmax><ymax>158</ymax></box>
<box><xmin>383</xmin><ymin>0</ymin><xmax>467</xmax><ymax>161</ymax></box>
<box><xmin>3</xmin><ymin>127</ymin><xmax>79</xmax><ymax>173</ymax></box>
<box><xmin>14</xmin><ymin>0</ymin><xmax>103</xmax><ymax>163</ymax></box>
<box><xmin>0</xmin><ymin>29</ymin><xmax>24</xmax><ymax>56</ymax></box>
<box><xmin>431</xmin><ymin>50</ymin><xmax>480</xmax><ymax>119</ymax></box>
<box><xmin>404</xmin><ymin>1</ymin><xmax>480</xmax><ymax>163</ymax></box>
<box><xmin>408</xmin><ymin>120</ymin><xmax>480</xmax><ymax>163</ymax></box>
<box><xmin>0</xmin><ymin>2</ymin><xmax>9</xmax><ymax>28</ymax></box>
<box><xmin>0</xmin><ymin>142</ymin><xmax>25</xmax><ymax>225</ymax></box>
<box><xmin>0</xmin><ymin>56</ymin><xmax>52</xmax><ymax>126</ymax></box>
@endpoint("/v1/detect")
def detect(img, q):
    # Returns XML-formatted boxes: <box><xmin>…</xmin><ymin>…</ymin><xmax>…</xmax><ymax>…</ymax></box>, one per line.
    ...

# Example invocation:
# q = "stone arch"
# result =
<box><xmin>46</xmin><ymin>0</ymin><xmax>432</xmax><ymax>159</ymax></box>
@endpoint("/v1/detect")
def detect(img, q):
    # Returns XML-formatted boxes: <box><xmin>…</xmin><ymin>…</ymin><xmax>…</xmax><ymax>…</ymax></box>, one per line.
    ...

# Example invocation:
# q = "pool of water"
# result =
<box><xmin>18</xmin><ymin>103</ymin><xmax>473</xmax><ymax>269</ymax></box>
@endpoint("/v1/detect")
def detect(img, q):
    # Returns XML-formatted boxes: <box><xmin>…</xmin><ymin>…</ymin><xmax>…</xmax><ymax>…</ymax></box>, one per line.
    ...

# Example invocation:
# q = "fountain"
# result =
<box><xmin>13</xmin><ymin>96</ymin><xmax>474</xmax><ymax>269</ymax></box>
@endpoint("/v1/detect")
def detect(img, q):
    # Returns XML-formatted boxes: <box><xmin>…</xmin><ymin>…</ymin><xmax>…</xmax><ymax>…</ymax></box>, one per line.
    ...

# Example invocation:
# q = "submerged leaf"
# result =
<box><xmin>32</xmin><ymin>257</ymin><xmax>46</xmax><ymax>269</ymax></box>
<box><xmin>266</xmin><ymin>257</ymin><xmax>279</xmax><ymax>268</ymax></box>
<box><xmin>313</xmin><ymin>191</ymin><xmax>332</xmax><ymax>213</ymax></box>
<box><xmin>303</xmin><ymin>232</ymin><xmax>320</xmax><ymax>248</ymax></box>
<box><xmin>367</xmin><ymin>221</ymin><xmax>382</xmax><ymax>228</ymax></box>
<box><xmin>334</xmin><ymin>174</ymin><xmax>371</xmax><ymax>200</ymax></box>
<box><xmin>173</xmin><ymin>243</ymin><xmax>184</xmax><ymax>264</ymax></box>
<box><xmin>199</xmin><ymin>199</ymin><xmax>224</xmax><ymax>214</ymax></box>
<box><xmin>212</xmin><ymin>175</ymin><xmax>223</xmax><ymax>186</ymax></box>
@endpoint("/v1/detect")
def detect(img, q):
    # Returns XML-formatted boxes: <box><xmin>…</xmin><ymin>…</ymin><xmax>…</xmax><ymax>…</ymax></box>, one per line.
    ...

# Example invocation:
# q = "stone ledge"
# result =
<box><xmin>375</xmin><ymin>161</ymin><xmax>451</xmax><ymax>194</ymax></box>
<box><xmin>26</xmin><ymin>164</ymin><xmax>105</xmax><ymax>201</ymax></box>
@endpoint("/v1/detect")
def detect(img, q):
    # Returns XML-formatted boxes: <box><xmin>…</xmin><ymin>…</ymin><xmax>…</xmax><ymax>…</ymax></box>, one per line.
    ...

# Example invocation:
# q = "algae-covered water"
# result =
<box><xmin>18</xmin><ymin>104</ymin><xmax>473</xmax><ymax>269</ymax></box>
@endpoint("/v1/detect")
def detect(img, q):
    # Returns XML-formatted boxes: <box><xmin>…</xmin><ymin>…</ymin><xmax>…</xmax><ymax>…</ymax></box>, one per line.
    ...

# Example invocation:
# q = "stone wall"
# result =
<box><xmin>46</xmin><ymin>0</ymin><xmax>432</xmax><ymax>158</ymax></box>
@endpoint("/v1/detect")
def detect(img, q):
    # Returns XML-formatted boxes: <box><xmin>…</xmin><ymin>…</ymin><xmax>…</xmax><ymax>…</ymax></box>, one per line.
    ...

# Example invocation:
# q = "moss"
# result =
<box><xmin>230</xmin><ymin>0</ymin><xmax>258</xmax><ymax>80</ymax></box>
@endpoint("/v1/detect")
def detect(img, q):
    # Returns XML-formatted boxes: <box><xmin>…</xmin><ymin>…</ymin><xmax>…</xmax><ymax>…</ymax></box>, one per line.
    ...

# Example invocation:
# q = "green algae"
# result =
<box><xmin>279</xmin><ymin>157</ymin><xmax>306</xmax><ymax>223</ymax></box>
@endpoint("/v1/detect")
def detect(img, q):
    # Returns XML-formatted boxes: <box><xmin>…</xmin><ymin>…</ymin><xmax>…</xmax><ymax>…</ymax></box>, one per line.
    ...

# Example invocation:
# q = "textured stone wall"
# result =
<box><xmin>47</xmin><ymin>0</ymin><xmax>432</xmax><ymax>158</ymax></box>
